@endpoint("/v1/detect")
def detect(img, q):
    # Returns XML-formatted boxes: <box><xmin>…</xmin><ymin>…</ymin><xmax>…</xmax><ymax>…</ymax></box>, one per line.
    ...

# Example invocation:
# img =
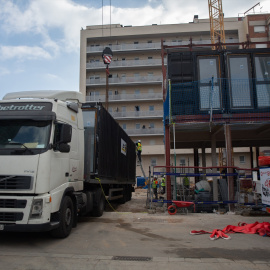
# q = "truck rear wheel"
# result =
<box><xmin>92</xmin><ymin>188</ymin><xmax>105</xmax><ymax>217</ymax></box>
<box><xmin>50</xmin><ymin>196</ymin><xmax>74</xmax><ymax>238</ymax></box>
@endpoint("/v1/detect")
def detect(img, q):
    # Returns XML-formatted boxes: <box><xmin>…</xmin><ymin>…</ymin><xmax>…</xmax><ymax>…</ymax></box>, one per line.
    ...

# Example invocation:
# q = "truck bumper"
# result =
<box><xmin>0</xmin><ymin>221</ymin><xmax>59</xmax><ymax>232</ymax></box>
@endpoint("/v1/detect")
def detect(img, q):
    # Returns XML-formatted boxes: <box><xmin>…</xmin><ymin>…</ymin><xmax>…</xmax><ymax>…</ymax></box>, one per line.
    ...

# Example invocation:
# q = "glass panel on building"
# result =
<box><xmin>198</xmin><ymin>57</ymin><xmax>221</xmax><ymax>110</ymax></box>
<box><xmin>228</xmin><ymin>56</ymin><xmax>252</xmax><ymax>108</ymax></box>
<box><xmin>151</xmin><ymin>158</ymin><xmax>157</xmax><ymax>166</ymax></box>
<box><xmin>255</xmin><ymin>55</ymin><xmax>270</xmax><ymax>107</ymax></box>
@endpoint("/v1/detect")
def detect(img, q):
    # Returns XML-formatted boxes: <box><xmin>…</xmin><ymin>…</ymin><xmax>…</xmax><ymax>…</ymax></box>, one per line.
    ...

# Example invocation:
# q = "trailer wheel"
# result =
<box><xmin>92</xmin><ymin>188</ymin><xmax>105</xmax><ymax>217</ymax></box>
<box><xmin>126</xmin><ymin>186</ymin><xmax>132</xmax><ymax>202</ymax></box>
<box><xmin>51</xmin><ymin>196</ymin><xmax>74</xmax><ymax>238</ymax></box>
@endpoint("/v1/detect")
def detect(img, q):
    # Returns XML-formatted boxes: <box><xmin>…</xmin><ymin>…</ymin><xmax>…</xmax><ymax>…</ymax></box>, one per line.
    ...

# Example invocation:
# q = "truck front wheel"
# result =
<box><xmin>50</xmin><ymin>196</ymin><xmax>74</xmax><ymax>238</ymax></box>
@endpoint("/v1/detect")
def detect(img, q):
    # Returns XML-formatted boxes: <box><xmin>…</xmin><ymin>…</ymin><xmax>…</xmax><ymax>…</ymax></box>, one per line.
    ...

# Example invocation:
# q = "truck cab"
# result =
<box><xmin>0</xmin><ymin>91</ymin><xmax>84</xmax><ymax>237</ymax></box>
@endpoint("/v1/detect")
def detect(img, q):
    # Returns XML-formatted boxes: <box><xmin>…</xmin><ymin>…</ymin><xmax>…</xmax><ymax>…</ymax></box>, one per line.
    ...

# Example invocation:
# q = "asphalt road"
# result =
<box><xmin>0</xmin><ymin>190</ymin><xmax>270</xmax><ymax>270</ymax></box>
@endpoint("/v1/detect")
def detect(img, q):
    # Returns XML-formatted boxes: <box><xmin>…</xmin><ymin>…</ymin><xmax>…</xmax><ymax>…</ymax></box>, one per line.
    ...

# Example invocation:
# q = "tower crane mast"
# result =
<box><xmin>208</xmin><ymin>0</ymin><xmax>226</xmax><ymax>49</ymax></box>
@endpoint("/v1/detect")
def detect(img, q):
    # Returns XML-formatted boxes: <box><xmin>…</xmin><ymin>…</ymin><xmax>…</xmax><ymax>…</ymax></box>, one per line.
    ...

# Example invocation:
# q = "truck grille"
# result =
<box><xmin>0</xmin><ymin>212</ymin><xmax>24</xmax><ymax>222</ymax></box>
<box><xmin>0</xmin><ymin>199</ymin><xmax>27</xmax><ymax>208</ymax></box>
<box><xmin>0</xmin><ymin>175</ymin><xmax>32</xmax><ymax>190</ymax></box>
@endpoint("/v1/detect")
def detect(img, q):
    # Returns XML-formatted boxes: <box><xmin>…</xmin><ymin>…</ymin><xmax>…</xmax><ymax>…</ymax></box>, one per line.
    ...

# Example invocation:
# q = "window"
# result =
<box><xmin>122</xmin><ymin>106</ymin><xmax>126</xmax><ymax>112</ymax></box>
<box><xmin>90</xmin><ymin>91</ymin><xmax>99</xmax><ymax>97</ymax></box>
<box><xmin>134</xmin><ymin>57</ymin><xmax>139</xmax><ymax>60</ymax></box>
<box><xmin>149</xmin><ymin>105</ymin><xmax>154</xmax><ymax>111</ymax></box>
<box><xmin>134</xmin><ymin>41</ymin><xmax>139</xmax><ymax>44</ymax></box>
<box><xmin>151</xmin><ymin>158</ymin><xmax>157</xmax><ymax>166</ymax></box>
<box><xmin>254</xmin><ymin>26</ymin><xmax>265</xmax><ymax>33</ymax></box>
<box><xmin>180</xmin><ymin>158</ymin><xmax>186</xmax><ymax>166</ymax></box>
<box><xmin>122</xmin><ymin>124</ymin><xmax>126</xmax><ymax>130</ymax></box>
<box><xmin>148</xmin><ymin>56</ymin><xmax>153</xmax><ymax>59</ymax></box>
<box><xmin>135</xmin><ymin>106</ymin><xmax>140</xmax><ymax>111</ymax></box>
<box><xmin>134</xmin><ymin>73</ymin><xmax>140</xmax><ymax>78</ymax></box>
<box><xmin>108</xmin><ymin>107</ymin><xmax>112</xmax><ymax>113</ymax></box>
<box><xmin>135</xmin><ymin>89</ymin><xmax>140</xmax><ymax>95</ymax></box>
<box><xmin>135</xmin><ymin>123</ymin><xmax>140</xmax><ymax>129</ymax></box>
<box><xmin>239</xmin><ymin>155</ymin><xmax>245</xmax><ymax>164</ymax></box>
<box><xmin>149</xmin><ymin>123</ymin><xmax>155</xmax><ymax>128</ymax></box>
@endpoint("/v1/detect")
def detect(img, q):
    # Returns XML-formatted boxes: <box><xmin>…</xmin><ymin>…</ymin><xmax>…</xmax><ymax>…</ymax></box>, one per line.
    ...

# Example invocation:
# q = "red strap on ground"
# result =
<box><xmin>190</xmin><ymin>222</ymin><xmax>270</xmax><ymax>240</ymax></box>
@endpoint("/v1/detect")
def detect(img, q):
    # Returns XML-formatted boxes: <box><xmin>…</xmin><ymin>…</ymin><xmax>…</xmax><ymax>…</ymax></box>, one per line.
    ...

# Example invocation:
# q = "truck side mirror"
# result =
<box><xmin>58</xmin><ymin>143</ymin><xmax>70</xmax><ymax>153</ymax></box>
<box><xmin>60</xmin><ymin>124</ymin><xmax>72</xmax><ymax>143</ymax></box>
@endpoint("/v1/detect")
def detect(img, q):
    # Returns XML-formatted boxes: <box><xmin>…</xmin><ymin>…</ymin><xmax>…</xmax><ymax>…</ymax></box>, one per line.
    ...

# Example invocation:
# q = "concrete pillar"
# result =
<box><xmin>165</xmin><ymin>124</ymin><xmax>171</xmax><ymax>200</ymax></box>
<box><xmin>202</xmin><ymin>147</ymin><xmax>206</xmax><ymax>180</ymax></box>
<box><xmin>194</xmin><ymin>148</ymin><xmax>199</xmax><ymax>183</ymax></box>
<box><xmin>211</xmin><ymin>135</ymin><xmax>218</xmax><ymax>201</ymax></box>
<box><xmin>224</xmin><ymin>124</ymin><xmax>234</xmax><ymax>212</ymax></box>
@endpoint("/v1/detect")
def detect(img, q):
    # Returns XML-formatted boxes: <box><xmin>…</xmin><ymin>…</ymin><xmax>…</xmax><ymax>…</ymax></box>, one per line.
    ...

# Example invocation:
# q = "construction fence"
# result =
<box><xmin>149</xmin><ymin>165</ymin><xmax>261</xmax><ymax>213</ymax></box>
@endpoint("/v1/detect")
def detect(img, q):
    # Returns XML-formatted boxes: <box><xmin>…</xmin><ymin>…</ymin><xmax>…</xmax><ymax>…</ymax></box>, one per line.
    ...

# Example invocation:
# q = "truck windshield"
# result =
<box><xmin>0</xmin><ymin>120</ymin><xmax>51</xmax><ymax>150</ymax></box>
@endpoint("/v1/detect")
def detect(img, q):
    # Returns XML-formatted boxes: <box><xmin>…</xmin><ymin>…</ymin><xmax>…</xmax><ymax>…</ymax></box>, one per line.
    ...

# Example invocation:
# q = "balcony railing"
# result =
<box><xmin>86</xmin><ymin>75</ymin><xmax>162</xmax><ymax>86</ymax></box>
<box><xmin>87</xmin><ymin>42</ymin><xmax>161</xmax><ymax>53</ymax></box>
<box><xmin>110</xmin><ymin>110</ymin><xmax>163</xmax><ymax>119</ymax></box>
<box><xmin>86</xmin><ymin>39</ymin><xmax>239</xmax><ymax>53</ymax></box>
<box><xmin>125</xmin><ymin>128</ymin><xmax>163</xmax><ymax>136</ymax></box>
<box><xmin>86</xmin><ymin>58</ymin><xmax>165</xmax><ymax>69</ymax></box>
<box><xmin>85</xmin><ymin>92</ymin><xmax>163</xmax><ymax>102</ymax></box>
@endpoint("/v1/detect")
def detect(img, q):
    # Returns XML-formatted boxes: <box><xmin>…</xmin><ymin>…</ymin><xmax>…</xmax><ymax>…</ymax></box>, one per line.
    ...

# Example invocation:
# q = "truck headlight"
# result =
<box><xmin>30</xmin><ymin>199</ymin><xmax>43</xmax><ymax>218</ymax></box>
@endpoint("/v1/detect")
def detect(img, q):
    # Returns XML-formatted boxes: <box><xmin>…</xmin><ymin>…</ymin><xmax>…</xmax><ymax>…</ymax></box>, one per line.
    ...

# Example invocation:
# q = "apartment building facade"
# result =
<box><xmin>80</xmin><ymin>14</ymin><xmax>270</xmax><ymax>178</ymax></box>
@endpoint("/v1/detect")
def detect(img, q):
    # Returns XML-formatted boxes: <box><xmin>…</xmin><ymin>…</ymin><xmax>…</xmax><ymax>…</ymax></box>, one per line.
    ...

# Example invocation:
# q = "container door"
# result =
<box><xmin>227</xmin><ymin>55</ymin><xmax>253</xmax><ymax>110</ymax></box>
<box><xmin>198</xmin><ymin>56</ymin><xmax>222</xmax><ymax>112</ymax></box>
<box><xmin>82</xmin><ymin>110</ymin><xmax>96</xmax><ymax>178</ymax></box>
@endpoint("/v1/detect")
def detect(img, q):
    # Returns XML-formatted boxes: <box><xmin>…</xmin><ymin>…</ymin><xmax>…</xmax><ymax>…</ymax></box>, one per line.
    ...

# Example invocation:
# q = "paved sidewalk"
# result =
<box><xmin>0</xmin><ymin>250</ymin><xmax>269</xmax><ymax>270</ymax></box>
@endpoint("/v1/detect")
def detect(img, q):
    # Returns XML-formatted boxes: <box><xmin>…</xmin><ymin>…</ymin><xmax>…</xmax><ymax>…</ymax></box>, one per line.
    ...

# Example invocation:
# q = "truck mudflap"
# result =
<box><xmin>0</xmin><ymin>221</ymin><xmax>59</xmax><ymax>232</ymax></box>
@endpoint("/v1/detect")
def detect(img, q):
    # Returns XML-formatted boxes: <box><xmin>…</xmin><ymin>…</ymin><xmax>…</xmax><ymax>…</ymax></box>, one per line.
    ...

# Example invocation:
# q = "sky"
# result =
<box><xmin>0</xmin><ymin>0</ymin><xmax>270</xmax><ymax>99</ymax></box>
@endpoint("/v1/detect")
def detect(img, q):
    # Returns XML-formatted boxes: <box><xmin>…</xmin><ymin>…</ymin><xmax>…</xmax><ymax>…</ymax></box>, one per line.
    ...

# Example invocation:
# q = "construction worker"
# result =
<box><xmin>183</xmin><ymin>176</ymin><xmax>190</xmax><ymax>189</ymax></box>
<box><xmin>136</xmin><ymin>140</ymin><xmax>142</xmax><ymax>162</ymax></box>
<box><xmin>161</xmin><ymin>175</ymin><xmax>166</xmax><ymax>194</ymax></box>
<box><xmin>152</xmin><ymin>177</ymin><xmax>158</xmax><ymax>199</ymax></box>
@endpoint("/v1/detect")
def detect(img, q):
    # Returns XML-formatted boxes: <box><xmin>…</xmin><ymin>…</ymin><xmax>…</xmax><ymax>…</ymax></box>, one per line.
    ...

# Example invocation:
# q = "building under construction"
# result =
<box><xmin>161</xmin><ymin>39</ymin><xmax>270</xmax><ymax>211</ymax></box>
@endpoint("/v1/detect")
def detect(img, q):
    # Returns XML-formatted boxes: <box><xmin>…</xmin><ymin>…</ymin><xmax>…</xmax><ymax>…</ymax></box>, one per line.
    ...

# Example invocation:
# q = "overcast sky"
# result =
<box><xmin>0</xmin><ymin>0</ymin><xmax>269</xmax><ymax>99</ymax></box>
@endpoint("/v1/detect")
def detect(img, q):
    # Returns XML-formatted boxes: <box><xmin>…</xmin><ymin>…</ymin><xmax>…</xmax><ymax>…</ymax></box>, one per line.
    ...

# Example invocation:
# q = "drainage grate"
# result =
<box><xmin>112</xmin><ymin>256</ymin><xmax>152</xmax><ymax>262</ymax></box>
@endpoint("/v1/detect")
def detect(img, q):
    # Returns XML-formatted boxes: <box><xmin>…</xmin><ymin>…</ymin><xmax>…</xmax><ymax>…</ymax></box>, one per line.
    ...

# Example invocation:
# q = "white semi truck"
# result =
<box><xmin>0</xmin><ymin>91</ymin><xmax>136</xmax><ymax>238</ymax></box>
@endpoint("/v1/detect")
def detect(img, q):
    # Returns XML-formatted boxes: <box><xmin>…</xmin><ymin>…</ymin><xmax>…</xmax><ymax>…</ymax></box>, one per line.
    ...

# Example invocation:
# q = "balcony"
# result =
<box><xmin>86</xmin><ymin>42</ymin><xmax>161</xmax><ymax>53</ymax></box>
<box><xmin>110</xmin><ymin>110</ymin><xmax>163</xmax><ymax>119</ymax></box>
<box><xmin>85</xmin><ymin>92</ymin><xmax>163</xmax><ymax>102</ymax></box>
<box><xmin>86</xmin><ymin>75</ymin><xmax>162</xmax><ymax>86</ymax></box>
<box><xmin>86</xmin><ymin>39</ymin><xmax>239</xmax><ymax>54</ymax></box>
<box><xmin>125</xmin><ymin>128</ymin><xmax>163</xmax><ymax>136</ymax></box>
<box><xmin>86</xmin><ymin>58</ymin><xmax>165</xmax><ymax>70</ymax></box>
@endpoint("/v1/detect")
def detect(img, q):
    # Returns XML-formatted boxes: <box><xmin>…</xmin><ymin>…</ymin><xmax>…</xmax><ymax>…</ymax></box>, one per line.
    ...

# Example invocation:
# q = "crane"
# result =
<box><xmin>208</xmin><ymin>0</ymin><xmax>226</xmax><ymax>49</ymax></box>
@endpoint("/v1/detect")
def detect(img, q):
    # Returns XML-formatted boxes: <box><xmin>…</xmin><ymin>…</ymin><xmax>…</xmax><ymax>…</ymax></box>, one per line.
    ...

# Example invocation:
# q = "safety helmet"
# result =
<box><xmin>138</xmin><ymin>140</ymin><xmax>141</xmax><ymax>142</ymax></box>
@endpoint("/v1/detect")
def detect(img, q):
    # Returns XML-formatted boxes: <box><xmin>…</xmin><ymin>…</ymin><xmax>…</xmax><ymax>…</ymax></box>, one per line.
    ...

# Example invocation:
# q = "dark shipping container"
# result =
<box><xmin>82</xmin><ymin>103</ymin><xmax>136</xmax><ymax>185</ymax></box>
